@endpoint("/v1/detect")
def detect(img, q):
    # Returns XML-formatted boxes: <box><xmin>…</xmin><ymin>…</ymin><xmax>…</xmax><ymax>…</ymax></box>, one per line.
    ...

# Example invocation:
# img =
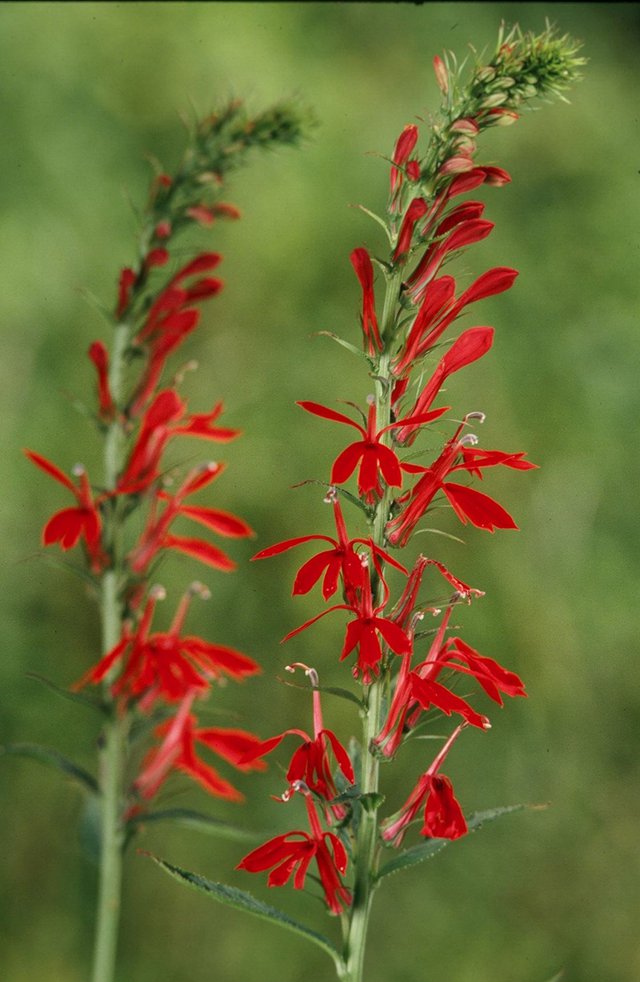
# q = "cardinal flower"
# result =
<box><xmin>242</xmin><ymin>664</ymin><xmax>354</xmax><ymax>818</ymax></box>
<box><xmin>128</xmin><ymin>462</ymin><xmax>252</xmax><ymax>576</ymax></box>
<box><xmin>298</xmin><ymin>399</ymin><xmax>446</xmax><ymax>503</ymax></box>
<box><xmin>134</xmin><ymin>690</ymin><xmax>265</xmax><ymax>802</ymax></box>
<box><xmin>76</xmin><ymin>583</ymin><xmax>259</xmax><ymax>707</ymax></box>
<box><xmin>24</xmin><ymin>450</ymin><xmax>107</xmax><ymax>572</ymax></box>
<box><xmin>237</xmin><ymin>790</ymin><xmax>351</xmax><ymax>915</ymax></box>
<box><xmin>350</xmin><ymin>248</ymin><xmax>382</xmax><ymax>354</ymax></box>
<box><xmin>252</xmin><ymin>495</ymin><xmax>406</xmax><ymax>600</ymax></box>
<box><xmin>282</xmin><ymin>559</ymin><xmax>411</xmax><ymax>683</ymax></box>
<box><xmin>387</xmin><ymin>416</ymin><xmax>533</xmax><ymax>546</ymax></box>
<box><xmin>381</xmin><ymin>724</ymin><xmax>468</xmax><ymax>847</ymax></box>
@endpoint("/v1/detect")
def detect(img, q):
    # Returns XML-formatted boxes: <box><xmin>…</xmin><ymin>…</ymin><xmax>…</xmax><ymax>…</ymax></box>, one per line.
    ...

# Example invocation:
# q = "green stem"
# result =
<box><xmin>341</xmin><ymin>273</ymin><xmax>402</xmax><ymax>981</ymax></box>
<box><xmin>91</xmin><ymin>321</ymin><xmax>130</xmax><ymax>982</ymax></box>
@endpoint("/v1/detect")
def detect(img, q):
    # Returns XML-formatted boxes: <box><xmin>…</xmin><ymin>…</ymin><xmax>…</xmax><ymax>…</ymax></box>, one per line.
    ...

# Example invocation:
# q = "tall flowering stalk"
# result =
<box><xmin>155</xmin><ymin>24</ymin><xmax>584</xmax><ymax>982</ymax></box>
<box><xmin>15</xmin><ymin>100</ymin><xmax>311</xmax><ymax>982</ymax></box>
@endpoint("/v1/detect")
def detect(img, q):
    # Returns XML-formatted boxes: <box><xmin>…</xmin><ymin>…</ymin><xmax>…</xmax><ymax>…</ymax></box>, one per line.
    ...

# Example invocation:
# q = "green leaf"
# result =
<box><xmin>128</xmin><ymin>808</ymin><xmax>264</xmax><ymax>842</ymax></box>
<box><xmin>315</xmin><ymin>331</ymin><xmax>369</xmax><ymax>361</ymax></box>
<box><xmin>377</xmin><ymin>803</ymin><xmax>540</xmax><ymax>881</ymax></box>
<box><xmin>359</xmin><ymin>792</ymin><xmax>386</xmax><ymax>814</ymax></box>
<box><xmin>149</xmin><ymin>856</ymin><xmax>346</xmax><ymax>973</ymax></box>
<box><xmin>26</xmin><ymin>672</ymin><xmax>106</xmax><ymax>714</ymax></box>
<box><xmin>1</xmin><ymin>742</ymin><xmax>98</xmax><ymax>793</ymax></box>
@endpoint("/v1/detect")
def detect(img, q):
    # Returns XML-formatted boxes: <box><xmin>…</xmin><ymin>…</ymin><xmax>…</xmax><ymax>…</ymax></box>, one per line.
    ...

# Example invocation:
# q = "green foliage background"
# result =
<box><xmin>1</xmin><ymin>3</ymin><xmax>638</xmax><ymax>980</ymax></box>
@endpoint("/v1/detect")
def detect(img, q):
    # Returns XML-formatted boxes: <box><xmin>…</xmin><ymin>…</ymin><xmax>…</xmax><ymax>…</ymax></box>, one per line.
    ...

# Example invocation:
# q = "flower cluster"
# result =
<box><xmin>236</xmin><ymin>27</ymin><xmax>583</xmax><ymax>936</ymax></box>
<box><xmin>24</xmin><ymin>100</ymin><xmax>311</xmax><ymax>820</ymax></box>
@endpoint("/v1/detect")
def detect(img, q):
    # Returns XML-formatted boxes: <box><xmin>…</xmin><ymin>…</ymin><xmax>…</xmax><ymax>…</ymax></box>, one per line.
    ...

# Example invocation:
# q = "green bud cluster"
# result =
<box><xmin>472</xmin><ymin>22</ymin><xmax>587</xmax><ymax>109</ymax></box>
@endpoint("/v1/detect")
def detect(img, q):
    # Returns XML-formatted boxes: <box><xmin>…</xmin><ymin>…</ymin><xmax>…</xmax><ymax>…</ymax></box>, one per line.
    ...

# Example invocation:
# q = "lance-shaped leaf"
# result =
<box><xmin>128</xmin><ymin>808</ymin><xmax>264</xmax><ymax>842</ymax></box>
<box><xmin>376</xmin><ymin>803</ymin><xmax>540</xmax><ymax>881</ymax></box>
<box><xmin>149</xmin><ymin>857</ymin><xmax>346</xmax><ymax>974</ymax></box>
<box><xmin>1</xmin><ymin>742</ymin><xmax>98</xmax><ymax>793</ymax></box>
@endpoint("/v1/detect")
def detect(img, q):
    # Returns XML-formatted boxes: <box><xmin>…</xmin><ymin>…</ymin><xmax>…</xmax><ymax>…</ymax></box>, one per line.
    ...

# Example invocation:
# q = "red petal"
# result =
<box><xmin>297</xmin><ymin>401</ymin><xmax>365</xmax><ymax>434</ymax></box>
<box><xmin>163</xmin><ymin>533</ymin><xmax>237</xmax><ymax>570</ymax></box>
<box><xmin>442</xmin><ymin>482</ymin><xmax>518</xmax><ymax>532</ymax></box>
<box><xmin>25</xmin><ymin>450</ymin><xmax>75</xmax><ymax>493</ymax></box>
<box><xmin>332</xmin><ymin>442</ymin><xmax>366</xmax><ymax>486</ymax></box>
<box><xmin>252</xmin><ymin>534</ymin><xmax>333</xmax><ymax>561</ymax></box>
<box><xmin>178</xmin><ymin>505</ymin><xmax>253</xmax><ymax>538</ymax></box>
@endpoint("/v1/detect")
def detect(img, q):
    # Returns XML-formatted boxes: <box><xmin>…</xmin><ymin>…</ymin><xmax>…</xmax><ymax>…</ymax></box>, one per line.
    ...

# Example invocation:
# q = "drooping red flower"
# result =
<box><xmin>381</xmin><ymin>724</ymin><xmax>468</xmax><ymax>847</ymax></box>
<box><xmin>387</xmin><ymin>416</ymin><xmax>534</xmax><ymax>545</ymax></box>
<box><xmin>237</xmin><ymin>793</ymin><xmax>351</xmax><ymax>915</ymax></box>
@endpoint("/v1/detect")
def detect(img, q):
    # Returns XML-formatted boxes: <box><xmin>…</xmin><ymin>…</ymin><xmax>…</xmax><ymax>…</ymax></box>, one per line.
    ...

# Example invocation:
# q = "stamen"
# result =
<box><xmin>459</xmin><ymin>433</ymin><xmax>479</xmax><ymax>447</ymax></box>
<box><xmin>323</xmin><ymin>485</ymin><xmax>339</xmax><ymax>504</ymax></box>
<box><xmin>72</xmin><ymin>463</ymin><xmax>86</xmax><ymax>477</ymax></box>
<box><xmin>464</xmin><ymin>411</ymin><xmax>486</xmax><ymax>424</ymax></box>
<box><xmin>188</xmin><ymin>581</ymin><xmax>211</xmax><ymax>600</ymax></box>
<box><xmin>149</xmin><ymin>584</ymin><xmax>166</xmax><ymax>601</ymax></box>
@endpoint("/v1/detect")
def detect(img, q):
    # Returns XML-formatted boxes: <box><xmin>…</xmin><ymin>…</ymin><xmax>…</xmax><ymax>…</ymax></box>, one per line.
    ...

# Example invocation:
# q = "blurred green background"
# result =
<box><xmin>1</xmin><ymin>3</ymin><xmax>638</xmax><ymax>980</ymax></box>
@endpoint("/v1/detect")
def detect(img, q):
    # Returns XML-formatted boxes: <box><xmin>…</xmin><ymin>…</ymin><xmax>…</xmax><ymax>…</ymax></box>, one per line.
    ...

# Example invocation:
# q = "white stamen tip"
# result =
<box><xmin>72</xmin><ymin>463</ymin><xmax>86</xmax><ymax>477</ymax></box>
<box><xmin>189</xmin><ymin>581</ymin><xmax>211</xmax><ymax>600</ymax></box>
<box><xmin>366</xmin><ymin>393</ymin><xmax>375</xmax><ymax>406</ymax></box>
<box><xmin>465</xmin><ymin>411</ymin><xmax>486</xmax><ymax>424</ymax></box>
<box><xmin>460</xmin><ymin>433</ymin><xmax>479</xmax><ymax>447</ymax></box>
<box><xmin>150</xmin><ymin>584</ymin><xmax>167</xmax><ymax>600</ymax></box>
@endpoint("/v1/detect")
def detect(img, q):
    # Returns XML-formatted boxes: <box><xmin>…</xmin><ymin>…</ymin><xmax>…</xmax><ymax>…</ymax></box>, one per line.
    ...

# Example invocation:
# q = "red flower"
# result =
<box><xmin>394</xmin><ymin>326</ymin><xmax>495</xmax><ymax>444</ymax></box>
<box><xmin>282</xmin><ymin>561</ymin><xmax>411</xmax><ymax>683</ymax></box>
<box><xmin>128</xmin><ymin>462</ymin><xmax>252</xmax><ymax>576</ymax></box>
<box><xmin>392</xmin><ymin>197</ymin><xmax>429</xmax><ymax>263</ymax></box>
<box><xmin>118</xmin><ymin>390</ymin><xmax>242</xmax><ymax>495</ymax></box>
<box><xmin>77</xmin><ymin>584</ymin><xmax>259</xmax><ymax>707</ymax></box>
<box><xmin>390</xmin><ymin>123</ymin><xmax>419</xmax><ymax>200</ymax></box>
<box><xmin>134</xmin><ymin>691</ymin><xmax>265</xmax><ymax>802</ymax></box>
<box><xmin>298</xmin><ymin>400</ymin><xmax>443</xmax><ymax>503</ymax></box>
<box><xmin>242</xmin><ymin>664</ymin><xmax>354</xmax><ymax>817</ymax></box>
<box><xmin>237</xmin><ymin>793</ymin><xmax>351</xmax><ymax>915</ymax></box>
<box><xmin>350</xmin><ymin>248</ymin><xmax>382</xmax><ymax>354</ymax></box>
<box><xmin>24</xmin><ymin>450</ymin><xmax>107</xmax><ymax>572</ymax></box>
<box><xmin>393</xmin><ymin>265</ymin><xmax>518</xmax><ymax>379</ymax></box>
<box><xmin>381</xmin><ymin>725</ymin><xmax>468</xmax><ymax>847</ymax></box>
<box><xmin>88</xmin><ymin>341</ymin><xmax>115</xmax><ymax>420</ymax></box>
<box><xmin>406</xmin><ymin>217</ymin><xmax>495</xmax><ymax>303</ymax></box>
<box><xmin>252</xmin><ymin>496</ymin><xmax>406</xmax><ymax>600</ymax></box>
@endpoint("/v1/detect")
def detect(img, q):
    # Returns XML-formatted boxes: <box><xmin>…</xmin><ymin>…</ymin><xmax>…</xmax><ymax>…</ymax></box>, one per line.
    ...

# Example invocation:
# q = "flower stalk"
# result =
<box><xmin>233</xmin><ymin>23</ymin><xmax>584</xmax><ymax>982</ymax></box>
<box><xmin>22</xmin><ymin>98</ymin><xmax>313</xmax><ymax>982</ymax></box>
